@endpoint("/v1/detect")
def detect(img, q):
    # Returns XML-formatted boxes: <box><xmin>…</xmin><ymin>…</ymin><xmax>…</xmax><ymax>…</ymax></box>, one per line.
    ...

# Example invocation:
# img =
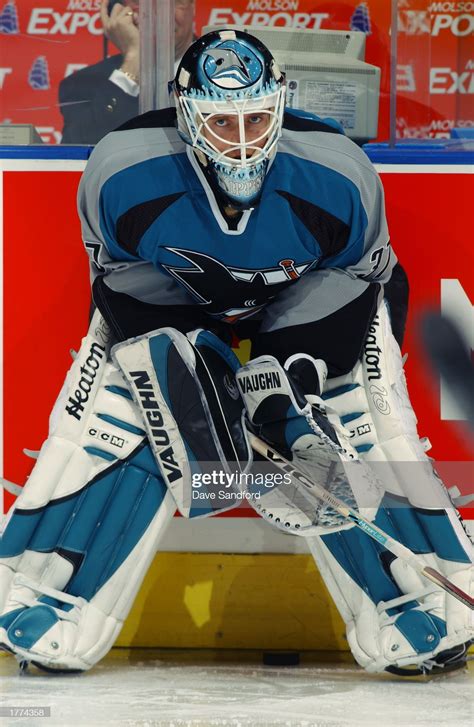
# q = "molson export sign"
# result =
<box><xmin>396</xmin><ymin>0</ymin><xmax>473</xmax><ymax>137</ymax></box>
<box><xmin>198</xmin><ymin>0</ymin><xmax>331</xmax><ymax>29</ymax></box>
<box><xmin>195</xmin><ymin>1</ymin><xmax>393</xmax><ymax>139</ymax></box>
<box><xmin>0</xmin><ymin>0</ymin><xmax>107</xmax><ymax>143</ymax></box>
<box><xmin>0</xmin><ymin>1</ymin><xmax>472</xmax><ymax>140</ymax></box>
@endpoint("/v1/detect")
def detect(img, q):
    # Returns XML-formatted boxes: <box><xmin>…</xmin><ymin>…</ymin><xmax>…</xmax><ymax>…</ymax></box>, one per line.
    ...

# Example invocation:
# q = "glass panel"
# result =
<box><xmin>395</xmin><ymin>0</ymin><xmax>474</xmax><ymax>139</ymax></box>
<box><xmin>194</xmin><ymin>2</ymin><xmax>393</xmax><ymax>143</ymax></box>
<box><xmin>0</xmin><ymin>0</ymin><xmax>192</xmax><ymax>145</ymax></box>
<box><xmin>2</xmin><ymin>2</ymin><xmax>470</xmax><ymax>146</ymax></box>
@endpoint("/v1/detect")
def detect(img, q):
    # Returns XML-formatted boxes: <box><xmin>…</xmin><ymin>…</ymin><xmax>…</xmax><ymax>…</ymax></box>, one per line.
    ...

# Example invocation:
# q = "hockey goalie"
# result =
<box><xmin>0</xmin><ymin>30</ymin><xmax>472</xmax><ymax>675</ymax></box>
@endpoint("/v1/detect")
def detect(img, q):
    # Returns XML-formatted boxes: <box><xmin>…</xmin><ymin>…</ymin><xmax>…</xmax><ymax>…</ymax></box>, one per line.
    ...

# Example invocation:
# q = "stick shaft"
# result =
<box><xmin>249</xmin><ymin>432</ymin><xmax>474</xmax><ymax>610</ymax></box>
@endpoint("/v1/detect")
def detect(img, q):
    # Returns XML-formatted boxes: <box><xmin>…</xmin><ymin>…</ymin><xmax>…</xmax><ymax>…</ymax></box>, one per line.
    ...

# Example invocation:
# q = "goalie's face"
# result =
<box><xmin>201</xmin><ymin>110</ymin><xmax>272</xmax><ymax>162</ymax></box>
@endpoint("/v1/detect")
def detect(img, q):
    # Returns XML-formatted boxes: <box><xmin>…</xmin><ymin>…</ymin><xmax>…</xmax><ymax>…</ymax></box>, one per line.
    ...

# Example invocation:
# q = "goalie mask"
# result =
<box><xmin>174</xmin><ymin>29</ymin><xmax>286</xmax><ymax>210</ymax></box>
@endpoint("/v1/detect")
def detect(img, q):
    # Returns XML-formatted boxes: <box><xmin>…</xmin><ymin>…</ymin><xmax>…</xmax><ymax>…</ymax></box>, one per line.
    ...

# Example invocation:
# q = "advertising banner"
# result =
<box><xmin>396</xmin><ymin>0</ymin><xmax>474</xmax><ymax>137</ymax></box>
<box><xmin>1</xmin><ymin>1</ymin><xmax>472</xmax><ymax>143</ymax></box>
<box><xmin>1</xmin><ymin>0</ymin><xmax>108</xmax><ymax>143</ymax></box>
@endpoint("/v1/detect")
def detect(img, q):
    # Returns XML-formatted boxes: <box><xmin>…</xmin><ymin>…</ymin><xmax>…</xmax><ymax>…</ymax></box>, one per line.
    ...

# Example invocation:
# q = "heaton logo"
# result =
<box><xmin>27</xmin><ymin>8</ymin><xmax>103</xmax><ymax>35</ymax></box>
<box><xmin>130</xmin><ymin>370</ymin><xmax>182</xmax><ymax>483</ymax></box>
<box><xmin>66</xmin><ymin>342</ymin><xmax>105</xmax><ymax>421</ymax></box>
<box><xmin>364</xmin><ymin>315</ymin><xmax>382</xmax><ymax>381</ymax></box>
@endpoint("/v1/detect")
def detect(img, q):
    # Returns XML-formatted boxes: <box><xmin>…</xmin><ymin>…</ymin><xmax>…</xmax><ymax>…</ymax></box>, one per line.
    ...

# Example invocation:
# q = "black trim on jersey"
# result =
<box><xmin>276</xmin><ymin>190</ymin><xmax>350</xmax><ymax>258</ymax></box>
<box><xmin>383</xmin><ymin>262</ymin><xmax>409</xmax><ymax>348</ymax></box>
<box><xmin>251</xmin><ymin>283</ymin><xmax>381</xmax><ymax>377</ymax></box>
<box><xmin>116</xmin><ymin>193</ymin><xmax>185</xmax><ymax>256</ymax></box>
<box><xmin>114</xmin><ymin>107</ymin><xmax>177</xmax><ymax>132</ymax></box>
<box><xmin>92</xmin><ymin>275</ymin><xmax>231</xmax><ymax>343</ymax></box>
<box><xmin>283</xmin><ymin>110</ymin><xmax>343</xmax><ymax>134</ymax></box>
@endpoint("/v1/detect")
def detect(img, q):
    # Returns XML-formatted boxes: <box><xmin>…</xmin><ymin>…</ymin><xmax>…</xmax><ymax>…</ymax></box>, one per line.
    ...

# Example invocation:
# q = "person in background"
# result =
<box><xmin>59</xmin><ymin>0</ymin><xmax>194</xmax><ymax>144</ymax></box>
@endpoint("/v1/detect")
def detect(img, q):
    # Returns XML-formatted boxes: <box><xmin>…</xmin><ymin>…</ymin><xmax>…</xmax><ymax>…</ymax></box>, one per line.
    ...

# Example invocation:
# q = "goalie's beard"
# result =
<box><xmin>197</xmin><ymin>153</ymin><xmax>268</xmax><ymax>212</ymax></box>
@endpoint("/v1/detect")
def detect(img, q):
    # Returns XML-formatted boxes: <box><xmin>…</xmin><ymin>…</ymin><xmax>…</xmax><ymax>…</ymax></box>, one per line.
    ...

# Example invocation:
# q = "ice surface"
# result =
<box><xmin>0</xmin><ymin>650</ymin><xmax>473</xmax><ymax>727</ymax></box>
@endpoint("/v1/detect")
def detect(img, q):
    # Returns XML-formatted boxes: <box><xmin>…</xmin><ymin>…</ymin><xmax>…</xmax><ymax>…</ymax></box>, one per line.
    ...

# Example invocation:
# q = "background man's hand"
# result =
<box><xmin>100</xmin><ymin>0</ymin><xmax>140</xmax><ymax>81</ymax></box>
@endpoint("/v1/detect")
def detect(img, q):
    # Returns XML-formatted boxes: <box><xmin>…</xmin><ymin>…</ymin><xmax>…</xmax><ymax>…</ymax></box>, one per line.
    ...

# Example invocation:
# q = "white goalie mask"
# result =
<box><xmin>174</xmin><ymin>29</ymin><xmax>286</xmax><ymax>210</ymax></box>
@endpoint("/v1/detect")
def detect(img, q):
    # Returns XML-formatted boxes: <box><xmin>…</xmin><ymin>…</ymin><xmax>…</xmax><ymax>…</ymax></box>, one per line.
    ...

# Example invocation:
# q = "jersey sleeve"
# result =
<box><xmin>319</xmin><ymin>164</ymin><xmax>396</xmax><ymax>285</ymax></box>
<box><xmin>77</xmin><ymin>120</ymin><xmax>213</xmax><ymax>340</ymax></box>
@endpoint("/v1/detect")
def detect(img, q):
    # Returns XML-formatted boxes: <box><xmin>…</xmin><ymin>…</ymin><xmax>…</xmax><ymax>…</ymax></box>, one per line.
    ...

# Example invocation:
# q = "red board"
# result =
<box><xmin>3</xmin><ymin>170</ymin><xmax>90</xmax><ymax>505</ymax></box>
<box><xmin>2</xmin><ymin>165</ymin><xmax>473</xmax><ymax>521</ymax></box>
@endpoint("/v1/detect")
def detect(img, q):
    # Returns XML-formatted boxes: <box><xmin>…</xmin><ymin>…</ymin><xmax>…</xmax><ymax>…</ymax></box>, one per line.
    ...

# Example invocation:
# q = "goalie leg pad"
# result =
<box><xmin>307</xmin><ymin>301</ymin><xmax>473</xmax><ymax>672</ymax></box>
<box><xmin>112</xmin><ymin>328</ymin><xmax>253</xmax><ymax>519</ymax></box>
<box><xmin>0</xmin><ymin>312</ymin><xmax>176</xmax><ymax>670</ymax></box>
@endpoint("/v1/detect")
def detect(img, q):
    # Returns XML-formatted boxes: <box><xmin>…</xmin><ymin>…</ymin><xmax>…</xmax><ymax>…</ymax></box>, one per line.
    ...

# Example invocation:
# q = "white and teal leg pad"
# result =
<box><xmin>112</xmin><ymin>328</ymin><xmax>252</xmax><ymax>519</ymax></box>
<box><xmin>308</xmin><ymin>301</ymin><xmax>473</xmax><ymax>673</ymax></box>
<box><xmin>0</xmin><ymin>312</ymin><xmax>176</xmax><ymax>671</ymax></box>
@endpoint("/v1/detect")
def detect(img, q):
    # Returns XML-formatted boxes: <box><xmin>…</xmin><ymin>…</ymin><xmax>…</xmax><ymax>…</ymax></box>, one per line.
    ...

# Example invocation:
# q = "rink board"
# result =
<box><xmin>116</xmin><ymin>552</ymin><xmax>348</xmax><ymax>651</ymax></box>
<box><xmin>0</xmin><ymin>154</ymin><xmax>472</xmax><ymax>650</ymax></box>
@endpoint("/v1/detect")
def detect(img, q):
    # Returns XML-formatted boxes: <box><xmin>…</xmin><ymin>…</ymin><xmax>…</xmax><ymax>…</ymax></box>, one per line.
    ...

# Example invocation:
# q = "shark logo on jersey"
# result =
<box><xmin>163</xmin><ymin>248</ymin><xmax>315</xmax><ymax>323</ymax></box>
<box><xmin>204</xmin><ymin>42</ymin><xmax>263</xmax><ymax>89</ymax></box>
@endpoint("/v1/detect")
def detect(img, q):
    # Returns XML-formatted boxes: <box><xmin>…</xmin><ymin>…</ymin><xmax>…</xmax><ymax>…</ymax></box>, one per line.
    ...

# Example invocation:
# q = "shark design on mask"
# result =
<box><xmin>204</xmin><ymin>44</ymin><xmax>262</xmax><ymax>89</ymax></box>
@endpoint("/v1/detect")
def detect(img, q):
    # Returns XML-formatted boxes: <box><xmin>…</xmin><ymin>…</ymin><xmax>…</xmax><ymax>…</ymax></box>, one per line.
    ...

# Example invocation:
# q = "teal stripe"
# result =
<box><xmin>105</xmin><ymin>385</ymin><xmax>133</xmax><ymax>400</ymax></box>
<box><xmin>83</xmin><ymin>446</ymin><xmax>116</xmax><ymax>461</ymax></box>
<box><xmin>97</xmin><ymin>413</ymin><xmax>145</xmax><ymax>435</ymax></box>
<box><xmin>341</xmin><ymin>412</ymin><xmax>364</xmax><ymax>424</ymax></box>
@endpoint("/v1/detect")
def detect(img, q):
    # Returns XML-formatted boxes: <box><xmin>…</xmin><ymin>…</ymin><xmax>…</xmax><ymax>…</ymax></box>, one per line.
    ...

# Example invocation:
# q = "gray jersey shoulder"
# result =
<box><xmin>81</xmin><ymin>125</ymin><xmax>185</xmax><ymax>192</ymax></box>
<box><xmin>279</xmin><ymin>126</ymin><xmax>381</xmax><ymax>193</ymax></box>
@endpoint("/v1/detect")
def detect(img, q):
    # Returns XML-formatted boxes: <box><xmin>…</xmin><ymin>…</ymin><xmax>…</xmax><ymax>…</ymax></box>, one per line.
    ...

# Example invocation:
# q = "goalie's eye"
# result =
<box><xmin>246</xmin><ymin>115</ymin><xmax>264</xmax><ymax>125</ymax></box>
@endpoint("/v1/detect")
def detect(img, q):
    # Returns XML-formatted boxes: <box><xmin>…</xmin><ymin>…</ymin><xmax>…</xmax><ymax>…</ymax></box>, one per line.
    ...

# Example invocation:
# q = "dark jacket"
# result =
<box><xmin>59</xmin><ymin>55</ymin><xmax>139</xmax><ymax>145</ymax></box>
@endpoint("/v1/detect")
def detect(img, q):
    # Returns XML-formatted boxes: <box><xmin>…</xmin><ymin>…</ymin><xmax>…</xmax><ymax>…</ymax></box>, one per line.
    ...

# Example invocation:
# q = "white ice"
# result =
<box><xmin>0</xmin><ymin>650</ymin><xmax>473</xmax><ymax>727</ymax></box>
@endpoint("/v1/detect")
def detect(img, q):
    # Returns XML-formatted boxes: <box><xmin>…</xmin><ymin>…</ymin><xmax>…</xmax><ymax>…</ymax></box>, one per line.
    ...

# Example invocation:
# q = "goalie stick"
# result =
<box><xmin>248</xmin><ymin>432</ymin><xmax>474</xmax><ymax>611</ymax></box>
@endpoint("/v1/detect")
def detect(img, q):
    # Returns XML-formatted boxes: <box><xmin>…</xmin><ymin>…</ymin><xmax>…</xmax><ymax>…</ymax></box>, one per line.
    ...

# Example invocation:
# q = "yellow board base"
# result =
<box><xmin>117</xmin><ymin>553</ymin><xmax>349</xmax><ymax>651</ymax></box>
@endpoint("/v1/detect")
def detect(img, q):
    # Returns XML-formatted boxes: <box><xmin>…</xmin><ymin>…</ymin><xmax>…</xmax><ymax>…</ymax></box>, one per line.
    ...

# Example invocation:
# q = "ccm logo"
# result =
<box><xmin>88</xmin><ymin>428</ymin><xmax>125</xmax><ymax>448</ymax></box>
